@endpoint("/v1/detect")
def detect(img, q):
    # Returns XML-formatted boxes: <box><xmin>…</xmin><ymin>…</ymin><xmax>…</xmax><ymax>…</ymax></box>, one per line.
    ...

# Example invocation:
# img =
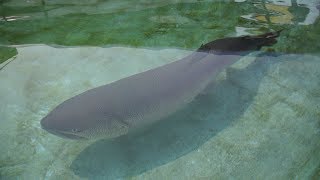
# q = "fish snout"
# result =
<box><xmin>40</xmin><ymin>114</ymin><xmax>87</xmax><ymax>140</ymax></box>
<box><xmin>40</xmin><ymin>114</ymin><xmax>51</xmax><ymax>131</ymax></box>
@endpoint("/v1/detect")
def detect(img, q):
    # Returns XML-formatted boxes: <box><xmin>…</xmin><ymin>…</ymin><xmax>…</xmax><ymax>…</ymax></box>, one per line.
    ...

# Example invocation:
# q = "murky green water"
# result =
<box><xmin>0</xmin><ymin>0</ymin><xmax>320</xmax><ymax>179</ymax></box>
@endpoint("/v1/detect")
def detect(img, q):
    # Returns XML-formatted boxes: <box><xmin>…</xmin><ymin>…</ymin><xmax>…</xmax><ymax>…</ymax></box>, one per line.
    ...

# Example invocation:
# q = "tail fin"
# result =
<box><xmin>247</xmin><ymin>29</ymin><xmax>282</xmax><ymax>47</ymax></box>
<box><xmin>198</xmin><ymin>30</ymin><xmax>282</xmax><ymax>53</ymax></box>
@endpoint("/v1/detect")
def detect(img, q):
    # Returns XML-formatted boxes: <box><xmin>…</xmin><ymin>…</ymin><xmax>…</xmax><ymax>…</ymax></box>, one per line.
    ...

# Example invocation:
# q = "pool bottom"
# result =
<box><xmin>0</xmin><ymin>45</ymin><xmax>319</xmax><ymax>179</ymax></box>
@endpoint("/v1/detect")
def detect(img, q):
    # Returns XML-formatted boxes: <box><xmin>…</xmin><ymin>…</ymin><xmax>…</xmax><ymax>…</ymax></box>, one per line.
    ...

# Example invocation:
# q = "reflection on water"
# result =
<box><xmin>1</xmin><ymin>0</ymin><xmax>319</xmax><ymax>25</ymax></box>
<box><xmin>0</xmin><ymin>15</ymin><xmax>29</xmax><ymax>22</ymax></box>
<box><xmin>241</xmin><ymin>0</ymin><xmax>320</xmax><ymax>25</ymax></box>
<box><xmin>0</xmin><ymin>0</ymin><xmax>319</xmax><ymax>53</ymax></box>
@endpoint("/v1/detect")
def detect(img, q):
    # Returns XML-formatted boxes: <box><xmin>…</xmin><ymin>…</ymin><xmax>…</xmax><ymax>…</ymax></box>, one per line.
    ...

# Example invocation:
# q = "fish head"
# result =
<box><xmin>41</xmin><ymin>105</ymin><xmax>88</xmax><ymax>140</ymax></box>
<box><xmin>198</xmin><ymin>30</ymin><xmax>282</xmax><ymax>54</ymax></box>
<box><xmin>40</xmin><ymin>98</ymin><xmax>128</xmax><ymax>140</ymax></box>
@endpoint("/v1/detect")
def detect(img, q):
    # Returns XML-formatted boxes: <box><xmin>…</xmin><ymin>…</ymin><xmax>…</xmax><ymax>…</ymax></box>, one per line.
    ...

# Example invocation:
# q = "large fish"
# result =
<box><xmin>41</xmin><ymin>31</ymin><xmax>281</xmax><ymax>140</ymax></box>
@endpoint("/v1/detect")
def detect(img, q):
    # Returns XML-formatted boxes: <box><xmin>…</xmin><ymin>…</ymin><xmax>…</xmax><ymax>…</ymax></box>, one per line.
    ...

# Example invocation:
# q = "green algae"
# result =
<box><xmin>1</xmin><ymin>1</ymin><xmax>319</xmax><ymax>54</ymax></box>
<box><xmin>0</xmin><ymin>47</ymin><xmax>17</xmax><ymax>64</ymax></box>
<box><xmin>0</xmin><ymin>2</ymin><xmax>253</xmax><ymax>48</ymax></box>
<box><xmin>275</xmin><ymin>19</ymin><xmax>320</xmax><ymax>54</ymax></box>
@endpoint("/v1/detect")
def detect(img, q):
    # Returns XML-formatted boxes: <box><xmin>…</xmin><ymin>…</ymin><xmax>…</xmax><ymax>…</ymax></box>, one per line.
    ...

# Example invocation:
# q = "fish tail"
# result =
<box><xmin>198</xmin><ymin>30</ymin><xmax>282</xmax><ymax>53</ymax></box>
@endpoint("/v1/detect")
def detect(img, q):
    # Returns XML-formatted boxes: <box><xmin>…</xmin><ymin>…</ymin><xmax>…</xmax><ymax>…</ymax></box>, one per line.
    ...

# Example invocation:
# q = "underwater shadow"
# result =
<box><xmin>70</xmin><ymin>54</ymin><xmax>279</xmax><ymax>179</ymax></box>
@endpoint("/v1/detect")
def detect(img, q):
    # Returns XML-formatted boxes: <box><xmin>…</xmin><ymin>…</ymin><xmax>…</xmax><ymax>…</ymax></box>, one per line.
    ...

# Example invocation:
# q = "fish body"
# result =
<box><xmin>41</xmin><ymin>31</ymin><xmax>281</xmax><ymax>140</ymax></box>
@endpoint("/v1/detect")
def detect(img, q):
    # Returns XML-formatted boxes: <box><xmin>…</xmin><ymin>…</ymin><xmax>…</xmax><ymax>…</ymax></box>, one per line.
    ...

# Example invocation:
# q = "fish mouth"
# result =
<box><xmin>41</xmin><ymin>121</ymin><xmax>87</xmax><ymax>140</ymax></box>
<box><xmin>44</xmin><ymin>128</ymin><xmax>87</xmax><ymax>140</ymax></box>
<box><xmin>40</xmin><ymin>116</ymin><xmax>87</xmax><ymax>140</ymax></box>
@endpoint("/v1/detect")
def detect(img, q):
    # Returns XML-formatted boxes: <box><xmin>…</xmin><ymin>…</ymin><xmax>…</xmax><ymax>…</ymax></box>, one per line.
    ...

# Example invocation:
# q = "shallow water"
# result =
<box><xmin>0</xmin><ymin>0</ymin><xmax>320</xmax><ymax>179</ymax></box>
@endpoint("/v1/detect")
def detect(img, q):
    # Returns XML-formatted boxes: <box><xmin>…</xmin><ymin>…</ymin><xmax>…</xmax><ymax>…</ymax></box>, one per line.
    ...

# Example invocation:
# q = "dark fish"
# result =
<box><xmin>41</xmin><ymin>30</ymin><xmax>281</xmax><ymax>140</ymax></box>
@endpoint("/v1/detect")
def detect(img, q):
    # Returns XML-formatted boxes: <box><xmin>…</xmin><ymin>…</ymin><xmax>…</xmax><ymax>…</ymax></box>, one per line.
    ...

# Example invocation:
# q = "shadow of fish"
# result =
<box><xmin>40</xmin><ymin>30</ymin><xmax>281</xmax><ymax>140</ymax></box>
<box><xmin>70</xmin><ymin>53</ymin><xmax>280</xmax><ymax>179</ymax></box>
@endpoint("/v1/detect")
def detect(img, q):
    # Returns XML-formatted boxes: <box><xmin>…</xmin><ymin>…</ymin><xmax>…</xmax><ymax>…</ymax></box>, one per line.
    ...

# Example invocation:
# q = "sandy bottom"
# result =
<box><xmin>0</xmin><ymin>45</ymin><xmax>319</xmax><ymax>179</ymax></box>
